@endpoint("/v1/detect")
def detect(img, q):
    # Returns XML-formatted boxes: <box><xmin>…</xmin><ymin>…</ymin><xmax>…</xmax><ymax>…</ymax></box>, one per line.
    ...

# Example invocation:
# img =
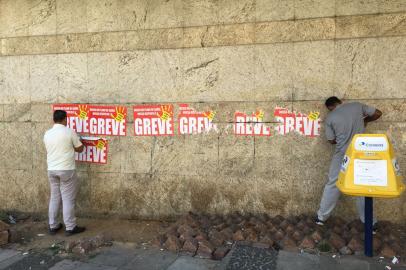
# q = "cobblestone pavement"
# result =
<box><xmin>1</xmin><ymin>244</ymin><xmax>406</xmax><ymax>270</ymax></box>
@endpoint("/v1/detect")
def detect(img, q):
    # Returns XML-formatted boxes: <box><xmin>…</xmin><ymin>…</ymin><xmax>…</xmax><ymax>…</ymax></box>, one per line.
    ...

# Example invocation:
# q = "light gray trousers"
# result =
<box><xmin>48</xmin><ymin>170</ymin><xmax>79</xmax><ymax>231</ymax></box>
<box><xmin>317</xmin><ymin>152</ymin><xmax>377</xmax><ymax>224</ymax></box>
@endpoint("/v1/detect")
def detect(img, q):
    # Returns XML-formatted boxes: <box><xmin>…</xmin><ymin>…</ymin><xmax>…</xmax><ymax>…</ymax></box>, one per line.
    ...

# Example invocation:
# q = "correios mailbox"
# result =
<box><xmin>336</xmin><ymin>134</ymin><xmax>404</xmax><ymax>256</ymax></box>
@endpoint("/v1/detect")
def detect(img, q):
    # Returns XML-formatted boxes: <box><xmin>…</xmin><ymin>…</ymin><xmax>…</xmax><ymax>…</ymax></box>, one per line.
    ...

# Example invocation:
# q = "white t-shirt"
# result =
<box><xmin>44</xmin><ymin>124</ymin><xmax>83</xmax><ymax>170</ymax></box>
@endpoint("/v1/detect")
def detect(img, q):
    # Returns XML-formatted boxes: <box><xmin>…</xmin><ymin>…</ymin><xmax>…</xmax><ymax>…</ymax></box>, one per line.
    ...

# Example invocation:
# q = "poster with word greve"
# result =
<box><xmin>274</xmin><ymin>107</ymin><xmax>320</xmax><ymax>137</ymax></box>
<box><xmin>234</xmin><ymin>110</ymin><xmax>271</xmax><ymax>136</ymax></box>
<box><xmin>52</xmin><ymin>104</ymin><xmax>127</xmax><ymax>136</ymax></box>
<box><xmin>75</xmin><ymin>137</ymin><xmax>108</xmax><ymax>164</ymax></box>
<box><xmin>178</xmin><ymin>104</ymin><xmax>217</xmax><ymax>135</ymax></box>
<box><xmin>133</xmin><ymin>104</ymin><xmax>174</xmax><ymax>136</ymax></box>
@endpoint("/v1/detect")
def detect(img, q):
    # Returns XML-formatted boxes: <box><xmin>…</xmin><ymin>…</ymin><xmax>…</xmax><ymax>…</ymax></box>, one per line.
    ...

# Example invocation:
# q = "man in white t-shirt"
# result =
<box><xmin>44</xmin><ymin>110</ymin><xmax>86</xmax><ymax>236</ymax></box>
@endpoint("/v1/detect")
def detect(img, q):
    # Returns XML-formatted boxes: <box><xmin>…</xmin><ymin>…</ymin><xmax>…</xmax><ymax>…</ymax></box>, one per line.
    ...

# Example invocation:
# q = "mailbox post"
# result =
<box><xmin>336</xmin><ymin>134</ymin><xmax>404</xmax><ymax>257</ymax></box>
<box><xmin>364</xmin><ymin>197</ymin><xmax>373</xmax><ymax>257</ymax></box>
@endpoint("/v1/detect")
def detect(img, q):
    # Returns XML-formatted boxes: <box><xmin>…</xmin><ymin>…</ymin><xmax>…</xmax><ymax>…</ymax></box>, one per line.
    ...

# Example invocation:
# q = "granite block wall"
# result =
<box><xmin>0</xmin><ymin>0</ymin><xmax>405</xmax><ymax>222</ymax></box>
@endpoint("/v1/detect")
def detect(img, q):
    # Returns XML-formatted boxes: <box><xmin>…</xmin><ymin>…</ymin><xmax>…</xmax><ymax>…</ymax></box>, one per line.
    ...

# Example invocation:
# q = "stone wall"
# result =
<box><xmin>0</xmin><ymin>0</ymin><xmax>405</xmax><ymax>222</ymax></box>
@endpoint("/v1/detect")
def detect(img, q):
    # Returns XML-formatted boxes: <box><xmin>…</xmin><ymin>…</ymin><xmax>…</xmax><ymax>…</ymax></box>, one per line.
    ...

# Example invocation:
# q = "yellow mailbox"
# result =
<box><xmin>337</xmin><ymin>134</ymin><xmax>405</xmax><ymax>198</ymax></box>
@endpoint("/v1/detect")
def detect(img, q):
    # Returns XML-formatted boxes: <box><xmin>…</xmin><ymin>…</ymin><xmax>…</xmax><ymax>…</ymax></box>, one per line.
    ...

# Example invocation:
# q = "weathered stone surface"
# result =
<box><xmin>196</xmin><ymin>240</ymin><xmax>214</xmax><ymax>259</ymax></box>
<box><xmin>329</xmin><ymin>233</ymin><xmax>346</xmax><ymax>250</ymax></box>
<box><xmin>1</xmin><ymin>0</ymin><xmax>406</xmax><ymax>226</ymax></box>
<box><xmin>293</xmin><ymin>40</ymin><xmax>335</xmax><ymax>101</ymax></box>
<box><xmin>373</xmin><ymin>237</ymin><xmax>382</xmax><ymax>252</ymax></box>
<box><xmin>244</xmin><ymin>228</ymin><xmax>258</xmax><ymax>242</ymax></box>
<box><xmin>255</xmin><ymin>0</ymin><xmax>294</xmax><ymax>21</ymax></box>
<box><xmin>311</xmin><ymin>230</ymin><xmax>323</xmax><ymax>243</ymax></box>
<box><xmin>347</xmin><ymin>237</ymin><xmax>364</xmax><ymax>252</ymax></box>
<box><xmin>274</xmin><ymin>230</ymin><xmax>285</xmax><ymax>241</ymax></box>
<box><xmin>233</xmin><ymin>230</ymin><xmax>245</xmax><ymax>241</ymax></box>
<box><xmin>57</xmin><ymin>0</ymin><xmax>87</xmax><ymax>34</ymax></box>
<box><xmin>0</xmin><ymin>230</ymin><xmax>8</xmax><ymax>246</ymax></box>
<box><xmin>259</xmin><ymin>235</ymin><xmax>274</xmax><ymax>246</ymax></box>
<box><xmin>0</xmin><ymin>221</ymin><xmax>10</xmax><ymax>231</ymax></box>
<box><xmin>292</xmin><ymin>230</ymin><xmax>304</xmax><ymax>242</ymax></box>
<box><xmin>209</xmin><ymin>230</ymin><xmax>225</xmax><ymax>246</ymax></box>
<box><xmin>339</xmin><ymin>246</ymin><xmax>353</xmax><ymax>255</ymax></box>
<box><xmin>281</xmin><ymin>236</ymin><xmax>297</xmax><ymax>251</ymax></box>
<box><xmin>181</xmin><ymin>238</ymin><xmax>198</xmax><ymax>255</ymax></box>
<box><xmin>300</xmin><ymin>236</ymin><xmax>316</xmax><ymax>249</ymax></box>
<box><xmin>380</xmin><ymin>244</ymin><xmax>396</xmax><ymax>258</ymax></box>
<box><xmin>152</xmin><ymin>235</ymin><xmax>166</xmax><ymax>248</ymax></box>
<box><xmin>336</xmin><ymin>13</ymin><xmax>406</xmax><ymax>39</ymax></box>
<box><xmin>0</xmin><ymin>56</ymin><xmax>30</xmax><ymax>104</ymax></box>
<box><xmin>295</xmin><ymin>0</ymin><xmax>335</xmax><ymax>19</ymax></box>
<box><xmin>164</xmin><ymin>235</ymin><xmax>181</xmax><ymax>252</ymax></box>
<box><xmin>212</xmin><ymin>247</ymin><xmax>230</xmax><ymax>260</ymax></box>
<box><xmin>57</xmin><ymin>53</ymin><xmax>89</xmax><ymax>103</ymax></box>
<box><xmin>69</xmin><ymin>234</ymin><xmax>111</xmax><ymax>255</ymax></box>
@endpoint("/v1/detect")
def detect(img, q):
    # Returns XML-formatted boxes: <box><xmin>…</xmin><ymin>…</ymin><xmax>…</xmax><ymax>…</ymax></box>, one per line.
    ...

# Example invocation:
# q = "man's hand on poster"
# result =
<box><xmin>75</xmin><ymin>105</ymin><xmax>90</xmax><ymax>120</ymax></box>
<box><xmin>204</xmin><ymin>110</ymin><xmax>216</xmax><ymax>121</ymax></box>
<box><xmin>92</xmin><ymin>139</ymin><xmax>106</xmax><ymax>150</ymax></box>
<box><xmin>111</xmin><ymin>106</ymin><xmax>127</xmax><ymax>122</ymax></box>
<box><xmin>157</xmin><ymin>105</ymin><xmax>173</xmax><ymax>121</ymax></box>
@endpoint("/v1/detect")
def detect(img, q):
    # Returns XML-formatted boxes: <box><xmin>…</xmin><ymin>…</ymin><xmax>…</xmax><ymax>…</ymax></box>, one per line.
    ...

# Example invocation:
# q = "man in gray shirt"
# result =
<box><xmin>316</xmin><ymin>97</ymin><xmax>382</xmax><ymax>226</ymax></box>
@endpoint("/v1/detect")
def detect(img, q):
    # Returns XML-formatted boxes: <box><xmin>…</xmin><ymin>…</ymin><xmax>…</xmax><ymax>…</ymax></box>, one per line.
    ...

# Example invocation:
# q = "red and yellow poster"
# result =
<box><xmin>75</xmin><ymin>137</ymin><xmax>108</xmax><ymax>164</ymax></box>
<box><xmin>178</xmin><ymin>104</ymin><xmax>217</xmax><ymax>135</ymax></box>
<box><xmin>274</xmin><ymin>107</ymin><xmax>320</xmax><ymax>137</ymax></box>
<box><xmin>52</xmin><ymin>104</ymin><xmax>127</xmax><ymax>136</ymax></box>
<box><xmin>133</xmin><ymin>104</ymin><xmax>174</xmax><ymax>136</ymax></box>
<box><xmin>234</xmin><ymin>110</ymin><xmax>271</xmax><ymax>136</ymax></box>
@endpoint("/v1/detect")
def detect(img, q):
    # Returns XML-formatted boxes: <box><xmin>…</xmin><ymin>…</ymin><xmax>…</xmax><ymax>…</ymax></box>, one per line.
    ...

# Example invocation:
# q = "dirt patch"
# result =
<box><xmin>6</xmin><ymin>217</ymin><xmax>164</xmax><ymax>252</ymax></box>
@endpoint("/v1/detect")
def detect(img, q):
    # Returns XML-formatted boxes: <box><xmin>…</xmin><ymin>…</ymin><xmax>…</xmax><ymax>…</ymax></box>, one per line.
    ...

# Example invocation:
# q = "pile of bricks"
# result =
<box><xmin>153</xmin><ymin>212</ymin><xmax>404</xmax><ymax>260</ymax></box>
<box><xmin>0</xmin><ymin>221</ymin><xmax>9</xmax><ymax>246</ymax></box>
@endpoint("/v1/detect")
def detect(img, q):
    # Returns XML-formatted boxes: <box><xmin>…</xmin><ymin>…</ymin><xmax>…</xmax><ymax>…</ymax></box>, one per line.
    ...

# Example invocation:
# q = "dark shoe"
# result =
<box><xmin>49</xmin><ymin>223</ymin><xmax>63</xmax><ymax>235</ymax></box>
<box><xmin>65</xmin><ymin>226</ymin><xmax>86</xmax><ymax>236</ymax></box>
<box><xmin>315</xmin><ymin>217</ymin><xmax>325</xmax><ymax>226</ymax></box>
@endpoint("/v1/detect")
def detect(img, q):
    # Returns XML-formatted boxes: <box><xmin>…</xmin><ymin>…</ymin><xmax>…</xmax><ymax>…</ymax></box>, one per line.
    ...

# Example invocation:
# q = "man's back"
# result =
<box><xmin>44</xmin><ymin>124</ymin><xmax>80</xmax><ymax>171</ymax></box>
<box><xmin>325</xmin><ymin>102</ymin><xmax>375</xmax><ymax>153</ymax></box>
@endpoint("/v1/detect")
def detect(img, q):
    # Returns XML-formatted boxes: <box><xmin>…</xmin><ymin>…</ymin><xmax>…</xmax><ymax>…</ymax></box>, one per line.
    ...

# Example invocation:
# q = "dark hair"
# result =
<box><xmin>53</xmin><ymin>110</ymin><xmax>67</xmax><ymax>123</ymax></box>
<box><xmin>325</xmin><ymin>96</ymin><xmax>341</xmax><ymax>107</ymax></box>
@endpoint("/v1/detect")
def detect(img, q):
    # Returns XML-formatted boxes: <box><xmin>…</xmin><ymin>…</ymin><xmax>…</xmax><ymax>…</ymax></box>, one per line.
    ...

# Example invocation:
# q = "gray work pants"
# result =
<box><xmin>48</xmin><ymin>170</ymin><xmax>79</xmax><ymax>231</ymax></box>
<box><xmin>317</xmin><ymin>152</ymin><xmax>377</xmax><ymax>224</ymax></box>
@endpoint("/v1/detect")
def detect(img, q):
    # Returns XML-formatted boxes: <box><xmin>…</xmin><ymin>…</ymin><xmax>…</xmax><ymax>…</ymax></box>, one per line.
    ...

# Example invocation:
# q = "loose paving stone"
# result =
<box><xmin>49</xmin><ymin>259</ymin><xmax>88</xmax><ymax>270</ymax></box>
<box><xmin>339</xmin><ymin>246</ymin><xmax>353</xmax><ymax>255</ymax></box>
<box><xmin>0</xmin><ymin>249</ymin><xmax>24</xmax><ymax>269</ymax></box>
<box><xmin>0</xmin><ymin>249</ymin><xmax>20</xmax><ymax>263</ymax></box>
<box><xmin>167</xmin><ymin>256</ymin><xmax>219</xmax><ymax>270</ymax></box>
<box><xmin>157</xmin><ymin>213</ymin><xmax>406</xmax><ymax>261</ymax></box>
<box><xmin>88</xmin><ymin>247</ymin><xmax>136</xmax><ymax>267</ymax></box>
<box><xmin>277</xmin><ymin>250</ymin><xmax>320</xmax><ymax>270</ymax></box>
<box><xmin>1</xmin><ymin>252</ymin><xmax>61</xmax><ymax>270</ymax></box>
<box><xmin>120</xmin><ymin>248</ymin><xmax>178</xmax><ymax>270</ymax></box>
<box><xmin>72</xmin><ymin>263</ymin><xmax>118</xmax><ymax>270</ymax></box>
<box><xmin>225</xmin><ymin>245</ymin><xmax>277</xmax><ymax>270</ymax></box>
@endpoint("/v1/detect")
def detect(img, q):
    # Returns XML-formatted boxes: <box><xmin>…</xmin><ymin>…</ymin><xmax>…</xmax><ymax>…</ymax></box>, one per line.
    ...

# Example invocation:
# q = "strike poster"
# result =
<box><xmin>75</xmin><ymin>137</ymin><xmax>108</xmax><ymax>164</ymax></box>
<box><xmin>52</xmin><ymin>104</ymin><xmax>127</xmax><ymax>136</ymax></box>
<box><xmin>133</xmin><ymin>104</ymin><xmax>174</xmax><ymax>136</ymax></box>
<box><xmin>274</xmin><ymin>107</ymin><xmax>320</xmax><ymax>137</ymax></box>
<box><xmin>178</xmin><ymin>104</ymin><xmax>217</xmax><ymax>135</ymax></box>
<box><xmin>234</xmin><ymin>110</ymin><xmax>271</xmax><ymax>136</ymax></box>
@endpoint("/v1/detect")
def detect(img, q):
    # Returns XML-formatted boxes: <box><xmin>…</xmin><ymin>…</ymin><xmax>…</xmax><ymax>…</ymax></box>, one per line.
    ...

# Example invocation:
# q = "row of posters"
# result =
<box><xmin>53</xmin><ymin>104</ymin><xmax>321</xmax><ymax>137</ymax></box>
<box><xmin>53</xmin><ymin>104</ymin><xmax>321</xmax><ymax>164</ymax></box>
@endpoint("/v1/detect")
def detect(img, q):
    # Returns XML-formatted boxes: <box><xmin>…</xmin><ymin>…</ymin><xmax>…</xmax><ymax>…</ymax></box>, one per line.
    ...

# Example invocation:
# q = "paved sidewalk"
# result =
<box><xmin>1</xmin><ymin>244</ymin><xmax>406</xmax><ymax>270</ymax></box>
